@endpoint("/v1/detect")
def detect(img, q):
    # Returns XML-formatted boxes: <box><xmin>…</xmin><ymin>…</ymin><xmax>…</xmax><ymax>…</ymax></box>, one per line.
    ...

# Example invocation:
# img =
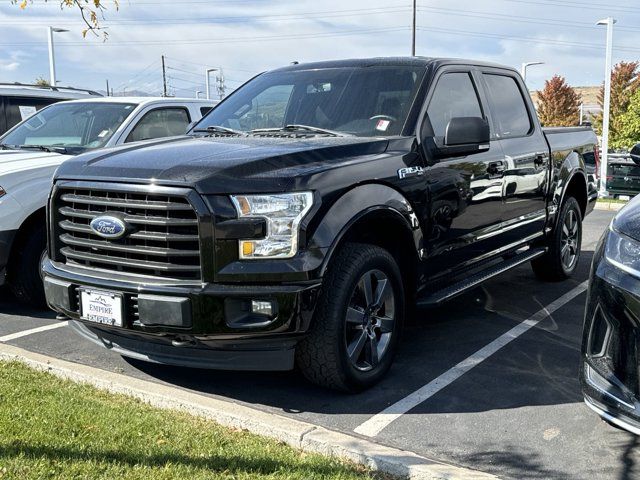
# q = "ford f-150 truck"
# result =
<box><xmin>42</xmin><ymin>57</ymin><xmax>598</xmax><ymax>391</ymax></box>
<box><xmin>0</xmin><ymin>97</ymin><xmax>216</xmax><ymax>305</ymax></box>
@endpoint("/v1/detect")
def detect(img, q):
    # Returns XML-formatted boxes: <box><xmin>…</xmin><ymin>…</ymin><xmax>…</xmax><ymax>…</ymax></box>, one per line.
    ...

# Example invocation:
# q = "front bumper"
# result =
<box><xmin>0</xmin><ymin>229</ymin><xmax>17</xmax><ymax>286</ymax></box>
<box><xmin>581</xmin><ymin>230</ymin><xmax>640</xmax><ymax>432</ymax></box>
<box><xmin>42</xmin><ymin>257</ymin><xmax>321</xmax><ymax>371</ymax></box>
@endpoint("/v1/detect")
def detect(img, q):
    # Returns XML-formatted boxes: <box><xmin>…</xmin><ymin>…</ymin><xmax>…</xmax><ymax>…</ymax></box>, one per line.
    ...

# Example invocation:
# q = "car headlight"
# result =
<box><xmin>604</xmin><ymin>226</ymin><xmax>640</xmax><ymax>278</ymax></box>
<box><xmin>230</xmin><ymin>192</ymin><xmax>313</xmax><ymax>259</ymax></box>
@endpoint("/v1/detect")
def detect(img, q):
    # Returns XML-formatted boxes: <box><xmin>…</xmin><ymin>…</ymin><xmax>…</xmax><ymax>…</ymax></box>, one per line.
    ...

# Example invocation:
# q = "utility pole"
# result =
<box><xmin>161</xmin><ymin>55</ymin><xmax>167</xmax><ymax>97</ymax></box>
<box><xmin>105</xmin><ymin>79</ymin><xmax>110</xmax><ymax>96</ymax></box>
<box><xmin>411</xmin><ymin>0</ymin><xmax>416</xmax><ymax>56</ymax></box>
<box><xmin>597</xmin><ymin>17</ymin><xmax>616</xmax><ymax>197</ymax></box>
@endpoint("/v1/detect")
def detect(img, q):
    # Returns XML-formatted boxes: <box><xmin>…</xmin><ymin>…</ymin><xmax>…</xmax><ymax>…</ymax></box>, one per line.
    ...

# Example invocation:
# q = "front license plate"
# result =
<box><xmin>80</xmin><ymin>289</ymin><xmax>123</xmax><ymax>327</ymax></box>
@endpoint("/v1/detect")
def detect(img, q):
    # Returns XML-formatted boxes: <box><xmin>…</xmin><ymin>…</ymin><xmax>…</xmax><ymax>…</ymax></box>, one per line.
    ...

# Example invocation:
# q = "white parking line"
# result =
<box><xmin>354</xmin><ymin>281</ymin><xmax>589</xmax><ymax>438</ymax></box>
<box><xmin>0</xmin><ymin>321</ymin><xmax>68</xmax><ymax>343</ymax></box>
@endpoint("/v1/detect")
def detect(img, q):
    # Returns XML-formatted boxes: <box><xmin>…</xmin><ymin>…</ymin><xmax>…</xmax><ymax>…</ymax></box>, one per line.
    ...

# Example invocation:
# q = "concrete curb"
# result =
<box><xmin>594</xmin><ymin>202</ymin><xmax>625</xmax><ymax>211</ymax></box>
<box><xmin>0</xmin><ymin>343</ymin><xmax>498</xmax><ymax>480</ymax></box>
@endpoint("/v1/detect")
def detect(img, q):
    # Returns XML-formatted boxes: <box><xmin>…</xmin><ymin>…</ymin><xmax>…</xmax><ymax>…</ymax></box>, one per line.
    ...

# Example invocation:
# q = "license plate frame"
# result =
<box><xmin>79</xmin><ymin>288</ymin><xmax>124</xmax><ymax>327</ymax></box>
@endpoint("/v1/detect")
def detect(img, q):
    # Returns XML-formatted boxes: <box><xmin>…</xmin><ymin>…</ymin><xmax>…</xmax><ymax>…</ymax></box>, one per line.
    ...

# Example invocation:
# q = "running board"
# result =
<box><xmin>416</xmin><ymin>247</ymin><xmax>546</xmax><ymax>308</ymax></box>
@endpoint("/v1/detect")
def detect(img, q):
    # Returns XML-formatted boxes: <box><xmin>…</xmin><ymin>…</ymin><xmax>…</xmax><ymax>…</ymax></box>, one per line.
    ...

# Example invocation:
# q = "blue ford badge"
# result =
<box><xmin>90</xmin><ymin>216</ymin><xmax>127</xmax><ymax>239</ymax></box>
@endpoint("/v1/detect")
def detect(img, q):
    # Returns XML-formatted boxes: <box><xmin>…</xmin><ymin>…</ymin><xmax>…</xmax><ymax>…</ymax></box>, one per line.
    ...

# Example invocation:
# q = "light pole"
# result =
<box><xmin>205</xmin><ymin>68</ymin><xmax>218</xmax><ymax>100</ymax></box>
<box><xmin>521</xmin><ymin>61</ymin><xmax>544</xmax><ymax>83</ymax></box>
<box><xmin>195</xmin><ymin>90</ymin><xmax>203</xmax><ymax>99</ymax></box>
<box><xmin>47</xmin><ymin>26</ymin><xmax>69</xmax><ymax>86</ymax></box>
<box><xmin>597</xmin><ymin>17</ymin><xmax>616</xmax><ymax>197</ymax></box>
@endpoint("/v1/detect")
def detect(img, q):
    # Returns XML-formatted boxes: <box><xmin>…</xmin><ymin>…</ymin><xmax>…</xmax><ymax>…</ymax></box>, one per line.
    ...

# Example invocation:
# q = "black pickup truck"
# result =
<box><xmin>43</xmin><ymin>57</ymin><xmax>598</xmax><ymax>391</ymax></box>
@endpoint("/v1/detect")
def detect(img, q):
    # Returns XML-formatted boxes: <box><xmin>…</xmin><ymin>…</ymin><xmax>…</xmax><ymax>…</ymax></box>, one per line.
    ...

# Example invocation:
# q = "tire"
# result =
<box><xmin>8</xmin><ymin>223</ymin><xmax>47</xmax><ymax>307</ymax></box>
<box><xmin>531</xmin><ymin>196</ymin><xmax>582</xmax><ymax>281</ymax></box>
<box><xmin>296</xmin><ymin>242</ymin><xmax>404</xmax><ymax>392</ymax></box>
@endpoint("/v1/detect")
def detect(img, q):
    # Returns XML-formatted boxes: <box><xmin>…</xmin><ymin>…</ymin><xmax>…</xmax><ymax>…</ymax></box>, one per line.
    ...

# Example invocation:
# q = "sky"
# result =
<box><xmin>1</xmin><ymin>0</ymin><xmax>640</xmax><ymax>100</ymax></box>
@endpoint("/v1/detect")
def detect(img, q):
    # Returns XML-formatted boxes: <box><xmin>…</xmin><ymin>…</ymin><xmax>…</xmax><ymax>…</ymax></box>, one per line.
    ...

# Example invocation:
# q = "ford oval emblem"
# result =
<box><xmin>90</xmin><ymin>216</ymin><xmax>127</xmax><ymax>239</ymax></box>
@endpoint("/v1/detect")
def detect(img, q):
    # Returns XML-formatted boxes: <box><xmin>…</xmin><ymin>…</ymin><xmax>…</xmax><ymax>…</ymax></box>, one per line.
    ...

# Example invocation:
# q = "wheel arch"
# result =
<box><xmin>8</xmin><ymin>206</ymin><xmax>46</xmax><ymax>267</ymax></box>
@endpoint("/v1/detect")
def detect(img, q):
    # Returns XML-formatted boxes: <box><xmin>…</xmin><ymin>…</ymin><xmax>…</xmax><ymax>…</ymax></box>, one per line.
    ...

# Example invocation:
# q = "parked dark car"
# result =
<box><xmin>43</xmin><ymin>57</ymin><xmax>598</xmax><ymax>391</ymax></box>
<box><xmin>581</xmin><ymin>190</ymin><xmax>640</xmax><ymax>434</ymax></box>
<box><xmin>607</xmin><ymin>157</ymin><xmax>640</xmax><ymax>199</ymax></box>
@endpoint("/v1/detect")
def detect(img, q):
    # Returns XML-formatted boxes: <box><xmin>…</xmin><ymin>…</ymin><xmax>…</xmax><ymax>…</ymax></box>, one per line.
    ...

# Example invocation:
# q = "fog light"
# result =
<box><xmin>251</xmin><ymin>300</ymin><xmax>274</xmax><ymax>317</ymax></box>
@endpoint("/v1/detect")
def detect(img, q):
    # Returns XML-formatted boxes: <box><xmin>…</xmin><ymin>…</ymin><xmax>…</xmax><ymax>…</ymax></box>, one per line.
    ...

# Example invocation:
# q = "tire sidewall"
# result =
<box><xmin>558</xmin><ymin>197</ymin><xmax>582</xmax><ymax>277</ymax></box>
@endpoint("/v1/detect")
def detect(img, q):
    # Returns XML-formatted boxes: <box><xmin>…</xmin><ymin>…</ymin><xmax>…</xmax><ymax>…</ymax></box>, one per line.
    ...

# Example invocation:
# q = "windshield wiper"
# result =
<box><xmin>0</xmin><ymin>143</ymin><xmax>16</xmax><ymax>150</ymax></box>
<box><xmin>192</xmin><ymin>125</ymin><xmax>247</xmax><ymax>136</ymax></box>
<box><xmin>18</xmin><ymin>145</ymin><xmax>69</xmax><ymax>154</ymax></box>
<box><xmin>250</xmin><ymin>124</ymin><xmax>350</xmax><ymax>137</ymax></box>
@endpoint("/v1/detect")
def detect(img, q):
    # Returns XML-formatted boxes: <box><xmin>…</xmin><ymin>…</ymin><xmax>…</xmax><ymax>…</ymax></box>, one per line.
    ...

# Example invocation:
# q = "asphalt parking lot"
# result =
<box><xmin>1</xmin><ymin>209</ymin><xmax>635</xmax><ymax>480</ymax></box>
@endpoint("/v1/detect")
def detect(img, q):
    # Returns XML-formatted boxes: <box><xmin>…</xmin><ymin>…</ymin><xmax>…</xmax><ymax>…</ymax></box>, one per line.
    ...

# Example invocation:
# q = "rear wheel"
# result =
<box><xmin>296</xmin><ymin>242</ymin><xmax>404</xmax><ymax>392</ymax></box>
<box><xmin>8</xmin><ymin>223</ymin><xmax>47</xmax><ymax>307</ymax></box>
<box><xmin>531</xmin><ymin>196</ymin><xmax>582</xmax><ymax>281</ymax></box>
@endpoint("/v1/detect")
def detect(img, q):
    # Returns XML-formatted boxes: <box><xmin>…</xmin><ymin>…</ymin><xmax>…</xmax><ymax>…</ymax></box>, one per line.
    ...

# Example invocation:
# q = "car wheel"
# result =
<box><xmin>8</xmin><ymin>223</ymin><xmax>47</xmax><ymax>307</ymax></box>
<box><xmin>531</xmin><ymin>196</ymin><xmax>582</xmax><ymax>281</ymax></box>
<box><xmin>296</xmin><ymin>242</ymin><xmax>404</xmax><ymax>392</ymax></box>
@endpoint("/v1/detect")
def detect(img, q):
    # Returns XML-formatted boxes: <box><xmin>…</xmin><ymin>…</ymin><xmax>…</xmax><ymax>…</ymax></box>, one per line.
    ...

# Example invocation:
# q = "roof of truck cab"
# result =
<box><xmin>61</xmin><ymin>97</ymin><xmax>217</xmax><ymax>106</ymax></box>
<box><xmin>271</xmin><ymin>56</ymin><xmax>518</xmax><ymax>73</ymax></box>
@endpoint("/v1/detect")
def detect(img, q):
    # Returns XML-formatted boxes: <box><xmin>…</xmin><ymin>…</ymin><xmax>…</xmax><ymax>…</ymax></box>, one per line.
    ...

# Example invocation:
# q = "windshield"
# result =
<box><xmin>0</xmin><ymin>102</ymin><xmax>137</xmax><ymax>154</ymax></box>
<box><xmin>196</xmin><ymin>66</ymin><xmax>425</xmax><ymax>137</ymax></box>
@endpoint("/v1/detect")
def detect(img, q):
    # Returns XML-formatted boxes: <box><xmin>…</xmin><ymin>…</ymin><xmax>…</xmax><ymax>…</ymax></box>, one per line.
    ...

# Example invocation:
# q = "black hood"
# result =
<box><xmin>613</xmin><ymin>194</ymin><xmax>640</xmax><ymax>241</ymax></box>
<box><xmin>54</xmin><ymin>135</ymin><xmax>389</xmax><ymax>194</ymax></box>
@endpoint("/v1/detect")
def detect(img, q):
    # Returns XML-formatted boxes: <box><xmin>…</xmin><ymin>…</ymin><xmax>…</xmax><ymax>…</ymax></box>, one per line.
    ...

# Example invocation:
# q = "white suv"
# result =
<box><xmin>0</xmin><ymin>96</ymin><xmax>217</xmax><ymax>305</ymax></box>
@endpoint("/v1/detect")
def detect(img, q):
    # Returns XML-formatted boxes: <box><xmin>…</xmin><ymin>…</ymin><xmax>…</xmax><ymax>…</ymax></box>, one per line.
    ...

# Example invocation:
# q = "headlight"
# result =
<box><xmin>604</xmin><ymin>226</ymin><xmax>640</xmax><ymax>278</ymax></box>
<box><xmin>230</xmin><ymin>192</ymin><xmax>313</xmax><ymax>259</ymax></box>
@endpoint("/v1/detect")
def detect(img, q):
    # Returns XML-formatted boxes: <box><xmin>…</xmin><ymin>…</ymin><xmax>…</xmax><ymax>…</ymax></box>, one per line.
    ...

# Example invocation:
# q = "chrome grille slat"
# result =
<box><xmin>55</xmin><ymin>185</ymin><xmax>202</xmax><ymax>282</ymax></box>
<box><xmin>59</xmin><ymin>234</ymin><xmax>200</xmax><ymax>257</ymax></box>
<box><xmin>58</xmin><ymin>220</ymin><xmax>199</xmax><ymax>242</ymax></box>
<box><xmin>60</xmin><ymin>193</ymin><xmax>193</xmax><ymax>211</ymax></box>
<box><xmin>61</xmin><ymin>247</ymin><xmax>201</xmax><ymax>273</ymax></box>
<box><xmin>59</xmin><ymin>206</ymin><xmax>198</xmax><ymax>226</ymax></box>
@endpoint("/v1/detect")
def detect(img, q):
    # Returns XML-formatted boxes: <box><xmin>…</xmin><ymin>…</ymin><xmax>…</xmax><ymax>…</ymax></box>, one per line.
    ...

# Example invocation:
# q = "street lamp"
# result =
<box><xmin>521</xmin><ymin>62</ymin><xmax>544</xmax><ymax>83</ymax></box>
<box><xmin>205</xmin><ymin>68</ymin><xmax>218</xmax><ymax>100</ymax></box>
<box><xmin>47</xmin><ymin>26</ymin><xmax>69</xmax><ymax>86</ymax></box>
<box><xmin>597</xmin><ymin>17</ymin><xmax>616</xmax><ymax>197</ymax></box>
<box><xmin>195</xmin><ymin>90</ymin><xmax>203</xmax><ymax>99</ymax></box>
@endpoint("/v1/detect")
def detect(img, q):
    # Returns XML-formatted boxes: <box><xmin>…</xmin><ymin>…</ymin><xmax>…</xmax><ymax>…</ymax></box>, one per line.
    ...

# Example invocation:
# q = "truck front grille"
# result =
<box><xmin>54</xmin><ymin>185</ymin><xmax>202</xmax><ymax>282</ymax></box>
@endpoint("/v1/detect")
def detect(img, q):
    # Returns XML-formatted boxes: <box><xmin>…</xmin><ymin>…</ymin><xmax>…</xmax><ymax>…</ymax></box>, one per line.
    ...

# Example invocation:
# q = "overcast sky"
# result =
<box><xmin>1</xmin><ymin>0</ymin><xmax>640</xmax><ymax>99</ymax></box>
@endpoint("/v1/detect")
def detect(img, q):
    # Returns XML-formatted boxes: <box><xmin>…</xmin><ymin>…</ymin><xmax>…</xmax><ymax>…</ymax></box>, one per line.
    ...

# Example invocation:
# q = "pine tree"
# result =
<box><xmin>536</xmin><ymin>75</ymin><xmax>581</xmax><ymax>127</ymax></box>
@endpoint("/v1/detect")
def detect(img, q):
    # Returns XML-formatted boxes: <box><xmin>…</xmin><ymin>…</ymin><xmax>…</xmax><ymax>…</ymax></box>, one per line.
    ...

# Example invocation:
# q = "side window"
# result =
<box><xmin>426</xmin><ymin>72</ymin><xmax>483</xmax><ymax>138</ymax></box>
<box><xmin>126</xmin><ymin>107</ymin><xmax>191</xmax><ymax>143</ymax></box>
<box><xmin>5</xmin><ymin>96</ymin><xmax>56</xmax><ymax>131</ymax></box>
<box><xmin>200</xmin><ymin>106</ymin><xmax>213</xmax><ymax>116</ymax></box>
<box><xmin>483</xmin><ymin>74</ymin><xmax>532</xmax><ymax>138</ymax></box>
<box><xmin>231</xmin><ymin>84</ymin><xmax>294</xmax><ymax>131</ymax></box>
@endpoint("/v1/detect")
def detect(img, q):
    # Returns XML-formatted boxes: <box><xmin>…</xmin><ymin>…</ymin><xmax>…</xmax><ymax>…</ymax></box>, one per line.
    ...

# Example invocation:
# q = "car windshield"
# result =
<box><xmin>196</xmin><ymin>66</ymin><xmax>425</xmax><ymax>137</ymax></box>
<box><xmin>0</xmin><ymin>102</ymin><xmax>137</xmax><ymax>154</ymax></box>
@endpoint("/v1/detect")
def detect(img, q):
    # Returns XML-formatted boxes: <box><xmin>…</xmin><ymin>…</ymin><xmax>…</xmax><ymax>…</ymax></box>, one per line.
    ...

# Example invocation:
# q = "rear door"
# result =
<box><xmin>479</xmin><ymin>69</ymin><xmax>550</xmax><ymax>243</ymax></box>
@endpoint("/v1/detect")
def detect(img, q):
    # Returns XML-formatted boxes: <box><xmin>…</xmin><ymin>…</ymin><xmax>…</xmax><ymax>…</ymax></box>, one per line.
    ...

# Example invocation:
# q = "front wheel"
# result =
<box><xmin>296</xmin><ymin>242</ymin><xmax>404</xmax><ymax>392</ymax></box>
<box><xmin>531</xmin><ymin>196</ymin><xmax>582</xmax><ymax>281</ymax></box>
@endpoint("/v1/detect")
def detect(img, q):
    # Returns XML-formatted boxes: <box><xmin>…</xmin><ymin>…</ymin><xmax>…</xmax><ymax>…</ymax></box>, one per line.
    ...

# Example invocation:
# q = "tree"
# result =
<box><xmin>612</xmin><ymin>88</ymin><xmax>640</xmax><ymax>150</ymax></box>
<box><xmin>536</xmin><ymin>75</ymin><xmax>581</xmax><ymax>127</ymax></box>
<box><xmin>13</xmin><ymin>1</ymin><xmax>119</xmax><ymax>38</ymax></box>
<box><xmin>34</xmin><ymin>76</ymin><xmax>50</xmax><ymax>87</ymax></box>
<box><xmin>592</xmin><ymin>61</ymin><xmax>640</xmax><ymax>142</ymax></box>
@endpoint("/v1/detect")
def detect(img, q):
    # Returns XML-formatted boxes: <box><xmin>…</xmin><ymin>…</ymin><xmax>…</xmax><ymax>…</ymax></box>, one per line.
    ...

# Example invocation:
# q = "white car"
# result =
<box><xmin>0</xmin><ymin>96</ymin><xmax>217</xmax><ymax>305</ymax></box>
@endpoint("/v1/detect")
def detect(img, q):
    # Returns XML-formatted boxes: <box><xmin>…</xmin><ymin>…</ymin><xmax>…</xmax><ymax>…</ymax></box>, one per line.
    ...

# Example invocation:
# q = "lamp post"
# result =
<box><xmin>195</xmin><ymin>90</ymin><xmax>203</xmax><ymax>99</ymax></box>
<box><xmin>597</xmin><ymin>17</ymin><xmax>616</xmax><ymax>197</ymax></box>
<box><xmin>205</xmin><ymin>68</ymin><xmax>218</xmax><ymax>100</ymax></box>
<box><xmin>47</xmin><ymin>26</ymin><xmax>69</xmax><ymax>86</ymax></box>
<box><xmin>520</xmin><ymin>61</ymin><xmax>544</xmax><ymax>83</ymax></box>
<box><xmin>205</xmin><ymin>67</ymin><xmax>225</xmax><ymax>100</ymax></box>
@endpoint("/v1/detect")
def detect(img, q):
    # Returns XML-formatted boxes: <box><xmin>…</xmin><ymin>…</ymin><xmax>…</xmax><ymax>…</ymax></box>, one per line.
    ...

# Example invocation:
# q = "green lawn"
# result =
<box><xmin>0</xmin><ymin>362</ymin><xmax>380</xmax><ymax>480</ymax></box>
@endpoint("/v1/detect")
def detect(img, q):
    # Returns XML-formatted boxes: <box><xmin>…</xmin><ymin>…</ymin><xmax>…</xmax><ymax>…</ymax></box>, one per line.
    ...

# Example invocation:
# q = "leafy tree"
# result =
<box><xmin>592</xmin><ymin>61</ymin><xmax>640</xmax><ymax>142</ymax></box>
<box><xmin>536</xmin><ymin>75</ymin><xmax>581</xmax><ymax>127</ymax></box>
<box><xmin>34</xmin><ymin>76</ymin><xmax>50</xmax><ymax>86</ymax></box>
<box><xmin>13</xmin><ymin>1</ymin><xmax>119</xmax><ymax>38</ymax></box>
<box><xmin>612</xmin><ymin>88</ymin><xmax>640</xmax><ymax>150</ymax></box>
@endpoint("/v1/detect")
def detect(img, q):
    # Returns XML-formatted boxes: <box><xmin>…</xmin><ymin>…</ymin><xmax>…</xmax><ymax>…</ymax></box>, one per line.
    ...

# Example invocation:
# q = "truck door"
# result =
<box><xmin>479</xmin><ymin>70</ymin><xmax>550</xmax><ymax>243</ymax></box>
<box><xmin>420</xmin><ymin>68</ymin><xmax>508</xmax><ymax>277</ymax></box>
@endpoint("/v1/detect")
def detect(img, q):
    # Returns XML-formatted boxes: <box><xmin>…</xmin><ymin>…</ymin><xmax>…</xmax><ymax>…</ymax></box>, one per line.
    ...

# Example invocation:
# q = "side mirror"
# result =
<box><xmin>434</xmin><ymin>117</ymin><xmax>490</xmax><ymax>159</ymax></box>
<box><xmin>631</xmin><ymin>143</ymin><xmax>640</xmax><ymax>165</ymax></box>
